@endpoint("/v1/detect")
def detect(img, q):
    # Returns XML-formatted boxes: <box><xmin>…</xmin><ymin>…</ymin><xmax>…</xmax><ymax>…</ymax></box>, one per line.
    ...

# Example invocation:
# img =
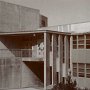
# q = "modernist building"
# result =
<box><xmin>0</xmin><ymin>29</ymin><xmax>70</xmax><ymax>90</ymax></box>
<box><xmin>0</xmin><ymin>1</ymin><xmax>90</xmax><ymax>90</ymax></box>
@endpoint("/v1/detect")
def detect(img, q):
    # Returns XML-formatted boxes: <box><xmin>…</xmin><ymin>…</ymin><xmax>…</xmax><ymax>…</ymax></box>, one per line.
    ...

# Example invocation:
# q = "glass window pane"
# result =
<box><xmin>78</xmin><ymin>35</ymin><xmax>84</xmax><ymax>40</ymax></box>
<box><xmin>78</xmin><ymin>40</ymin><xmax>84</xmax><ymax>44</ymax></box>
<box><xmin>73</xmin><ymin>41</ymin><xmax>77</xmax><ymax>44</ymax></box>
<box><xmin>86</xmin><ymin>35</ymin><xmax>90</xmax><ymax>39</ymax></box>
<box><xmin>86</xmin><ymin>40</ymin><xmax>90</xmax><ymax>44</ymax></box>
<box><xmin>73</xmin><ymin>63</ymin><xmax>77</xmax><ymax>77</ymax></box>
<box><xmin>86</xmin><ymin>69</ymin><xmax>90</xmax><ymax>73</ymax></box>
<box><xmin>86</xmin><ymin>74</ymin><xmax>90</xmax><ymax>78</ymax></box>
<box><xmin>73</xmin><ymin>68</ymin><xmax>77</xmax><ymax>72</ymax></box>
<box><xmin>73</xmin><ymin>63</ymin><xmax>77</xmax><ymax>67</ymax></box>
<box><xmin>73</xmin><ymin>45</ymin><xmax>77</xmax><ymax>49</ymax></box>
<box><xmin>86</xmin><ymin>64</ymin><xmax>90</xmax><ymax>68</ymax></box>
<box><xmin>73</xmin><ymin>36</ymin><xmax>77</xmax><ymax>40</ymax></box>
<box><xmin>79</xmin><ymin>73</ymin><xmax>84</xmax><ymax>77</ymax></box>
<box><xmin>86</xmin><ymin>45</ymin><xmax>90</xmax><ymax>49</ymax></box>
<box><xmin>78</xmin><ymin>68</ymin><xmax>84</xmax><ymax>72</ymax></box>
<box><xmin>78</xmin><ymin>63</ymin><xmax>85</xmax><ymax>68</ymax></box>
<box><xmin>78</xmin><ymin>45</ymin><xmax>84</xmax><ymax>49</ymax></box>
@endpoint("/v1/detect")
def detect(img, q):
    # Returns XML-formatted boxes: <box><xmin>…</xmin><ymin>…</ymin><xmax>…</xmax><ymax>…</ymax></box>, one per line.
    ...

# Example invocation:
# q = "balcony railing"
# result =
<box><xmin>0</xmin><ymin>49</ymin><xmax>44</xmax><ymax>59</ymax></box>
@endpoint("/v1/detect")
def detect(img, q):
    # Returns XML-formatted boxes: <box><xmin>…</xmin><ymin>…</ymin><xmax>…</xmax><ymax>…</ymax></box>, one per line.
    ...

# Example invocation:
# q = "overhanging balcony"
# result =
<box><xmin>0</xmin><ymin>49</ymin><xmax>44</xmax><ymax>61</ymax></box>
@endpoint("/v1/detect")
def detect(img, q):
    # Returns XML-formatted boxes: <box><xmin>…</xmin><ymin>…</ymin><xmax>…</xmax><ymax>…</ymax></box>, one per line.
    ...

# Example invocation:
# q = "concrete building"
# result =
<box><xmin>0</xmin><ymin>29</ymin><xmax>70</xmax><ymax>90</ymax></box>
<box><xmin>41</xmin><ymin>22</ymin><xmax>90</xmax><ymax>89</ymax></box>
<box><xmin>71</xmin><ymin>32</ymin><xmax>90</xmax><ymax>88</ymax></box>
<box><xmin>0</xmin><ymin>1</ymin><xmax>48</xmax><ymax>33</ymax></box>
<box><xmin>0</xmin><ymin>1</ymin><xmax>90</xmax><ymax>90</ymax></box>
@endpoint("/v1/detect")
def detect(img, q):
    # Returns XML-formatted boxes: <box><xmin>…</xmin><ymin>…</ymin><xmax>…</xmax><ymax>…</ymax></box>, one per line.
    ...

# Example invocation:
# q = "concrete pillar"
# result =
<box><xmin>64</xmin><ymin>36</ymin><xmax>69</xmax><ymax>82</ymax></box>
<box><xmin>52</xmin><ymin>34</ymin><xmax>57</xmax><ymax>85</ymax></box>
<box><xmin>66</xmin><ymin>36</ymin><xmax>70</xmax><ymax>70</ymax></box>
<box><xmin>64</xmin><ymin>36</ymin><xmax>67</xmax><ymax>79</ymax></box>
<box><xmin>84</xmin><ymin>35</ymin><xmax>86</xmax><ymax>49</ymax></box>
<box><xmin>58</xmin><ymin>35</ymin><xmax>61</xmax><ymax>83</ymax></box>
<box><xmin>70</xmin><ymin>36</ymin><xmax>73</xmax><ymax>76</ymax></box>
<box><xmin>44</xmin><ymin>32</ymin><xmax>50</xmax><ymax>89</ymax></box>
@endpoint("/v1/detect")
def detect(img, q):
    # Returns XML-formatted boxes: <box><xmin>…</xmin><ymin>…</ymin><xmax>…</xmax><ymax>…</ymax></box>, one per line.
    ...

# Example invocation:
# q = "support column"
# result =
<box><xmin>52</xmin><ymin>34</ymin><xmax>57</xmax><ymax>85</ymax></box>
<box><xmin>63</xmin><ymin>36</ymin><xmax>68</xmax><ymax>83</ymax></box>
<box><xmin>64</xmin><ymin>35</ymin><xmax>70</xmax><ymax>80</ymax></box>
<box><xmin>70</xmin><ymin>36</ymin><xmax>73</xmax><ymax>76</ymax></box>
<box><xmin>44</xmin><ymin>32</ymin><xmax>50</xmax><ymax>89</ymax></box>
<box><xmin>58</xmin><ymin>35</ymin><xmax>61</xmax><ymax>83</ymax></box>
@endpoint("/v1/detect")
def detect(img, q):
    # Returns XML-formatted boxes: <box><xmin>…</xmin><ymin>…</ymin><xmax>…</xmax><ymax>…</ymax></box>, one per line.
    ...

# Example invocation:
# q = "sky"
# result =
<box><xmin>1</xmin><ymin>0</ymin><xmax>90</xmax><ymax>26</ymax></box>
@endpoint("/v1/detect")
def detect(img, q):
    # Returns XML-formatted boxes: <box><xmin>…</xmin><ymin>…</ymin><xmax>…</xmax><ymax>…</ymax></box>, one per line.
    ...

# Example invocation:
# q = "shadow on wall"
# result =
<box><xmin>23</xmin><ymin>61</ymin><xmax>44</xmax><ymax>83</ymax></box>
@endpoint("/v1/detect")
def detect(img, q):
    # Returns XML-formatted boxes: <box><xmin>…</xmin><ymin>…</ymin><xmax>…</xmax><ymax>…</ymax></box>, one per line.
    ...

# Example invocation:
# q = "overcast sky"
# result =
<box><xmin>1</xmin><ymin>0</ymin><xmax>90</xmax><ymax>26</ymax></box>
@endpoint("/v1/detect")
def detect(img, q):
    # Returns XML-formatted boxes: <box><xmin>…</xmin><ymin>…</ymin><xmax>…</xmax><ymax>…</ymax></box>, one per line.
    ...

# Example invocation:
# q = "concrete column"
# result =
<box><xmin>70</xmin><ymin>36</ymin><xmax>73</xmax><ymax>76</ymax></box>
<box><xmin>58</xmin><ymin>35</ymin><xmax>62</xmax><ymax>83</ymax></box>
<box><xmin>66</xmin><ymin>36</ymin><xmax>70</xmax><ymax>72</ymax></box>
<box><xmin>77</xmin><ymin>35</ymin><xmax>78</xmax><ymax>49</ymax></box>
<box><xmin>44</xmin><ymin>32</ymin><xmax>50</xmax><ymax>89</ymax></box>
<box><xmin>52</xmin><ymin>34</ymin><xmax>57</xmax><ymax>85</ymax></box>
<box><xmin>64</xmin><ymin>36</ymin><xmax>70</xmax><ymax>82</ymax></box>
<box><xmin>64</xmin><ymin>36</ymin><xmax>67</xmax><ymax>83</ymax></box>
<box><xmin>84</xmin><ymin>35</ymin><xmax>86</xmax><ymax>49</ymax></box>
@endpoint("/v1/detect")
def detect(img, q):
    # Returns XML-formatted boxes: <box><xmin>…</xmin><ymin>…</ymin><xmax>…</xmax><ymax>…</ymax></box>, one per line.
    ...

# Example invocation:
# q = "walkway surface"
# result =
<box><xmin>4</xmin><ymin>88</ymin><xmax>43</xmax><ymax>90</ymax></box>
<box><xmin>2</xmin><ymin>85</ymin><xmax>54</xmax><ymax>90</ymax></box>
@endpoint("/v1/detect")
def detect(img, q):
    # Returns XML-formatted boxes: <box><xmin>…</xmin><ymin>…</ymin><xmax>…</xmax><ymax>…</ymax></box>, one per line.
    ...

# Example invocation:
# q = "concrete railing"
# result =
<box><xmin>0</xmin><ymin>49</ymin><xmax>44</xmax><ymax>59</ymax></box>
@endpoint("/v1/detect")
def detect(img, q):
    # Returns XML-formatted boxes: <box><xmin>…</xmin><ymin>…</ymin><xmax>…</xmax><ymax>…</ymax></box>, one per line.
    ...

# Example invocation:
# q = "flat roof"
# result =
<box><xmin>71</xmin><ymin>32</ymin><xmax>90</xmax><ymax>35</ymax></box>
<box><xmin>0</xmin><ymin>30</ymin><xmax>71</xmax><ymax>36</ymax></box>
<box><xmin>0</xmin><ymin>29</ymin><xmax>90</xmax><ymax>36</ymax></box>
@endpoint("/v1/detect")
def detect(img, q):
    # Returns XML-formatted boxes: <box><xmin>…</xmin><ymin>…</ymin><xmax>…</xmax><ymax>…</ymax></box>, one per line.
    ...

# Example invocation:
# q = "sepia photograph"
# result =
<box><xmin>0</xmin><ymin>0</ymin><xmax>90</xmax><ymax>90</ymax></box>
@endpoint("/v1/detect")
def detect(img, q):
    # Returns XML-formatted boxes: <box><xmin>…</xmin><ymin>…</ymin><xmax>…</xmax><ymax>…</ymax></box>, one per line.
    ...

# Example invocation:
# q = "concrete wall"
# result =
<box><xmin>21</xmin><ymin>62</ymin><xmax>43</xmax><ymax>88</ymax></box>
<box><xmin>72</xmin><ymin>49</ymin><xmax>90</xmax><ymax>88</ymax></box>
<box><xmin>0</xmin><ymin>1</ymin><xmax>40</xmax><ymax>32</ymax></box>
<box><xmin>73</xmin><ymin>77</ymin><xmax>90</xmax><ymax>89</ymax></box>
<box><xmin>0</xmin><ymin>34</ymin><xmax>44</xmax><ymax>89</ymax></box>
<box><xmin>39</xmin><ymin>25</ymin><xmax>70</xmax><ymax>32</ymax></box>
<box><xmin>0</xmin><ymin>57</ymin><xmax>21</xmax><ymax>89</ymax></box>
<box><xmin>71</xmin><ymin>22</ymin><xmax>90</xmax><ymax>33</ymax></box>
<box><xmin>72</xmin><ymin>49</ymin><xmax>90</xmax><ymax>63</ymax></box>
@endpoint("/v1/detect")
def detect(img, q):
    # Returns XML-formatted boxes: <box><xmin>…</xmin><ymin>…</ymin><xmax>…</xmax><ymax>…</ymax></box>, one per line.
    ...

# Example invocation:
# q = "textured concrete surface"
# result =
<box><xmin>22</xmin><ymin>62</ymin><xmax>43</xmax><ymax>88</ymax></box>
<box><xmin>0</xmin><ymin>1</ymin><xmax>40</xmax><ymax>32</ymax></box>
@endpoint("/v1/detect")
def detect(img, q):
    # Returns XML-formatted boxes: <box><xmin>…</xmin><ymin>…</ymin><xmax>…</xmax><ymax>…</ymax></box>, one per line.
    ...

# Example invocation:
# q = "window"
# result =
<box><xmin>86</xmin><ymin>64</ymin><xmax>90</xmax><ymax>78</ymax></box>
<box><xmin>72</xmin><ymin>35</ymin><xmax>86</xmax><ymax>49</ymax></box>
<box><xmin>73</xmin><ymin>63</ymin><xmax>77</xmax><ymax>77</ymax></box>
<box><xmin>41</xmin><ymin>20</ymin><xmax>46</xmax><ymax>27</ymax></box>
<box><xmin>73</xmin><ymin>45</ymin><xmax>77</xmax><ymax>49</ymax></box>
<box><xmin>78</xmin><ymin>35</ymin><xmax>84</xmax><ymax>40</ymax></box>
<box><xmin>73</xmin><ymin>36</ymin><xmax>77</xmax><ymax>49</ymax></box>
<box><xmin>78</xmin><ymin>35</ymin><xmax>84</xmax><ymax>49</ymax></box>
<box><xmin>86</xmin><ymin>35</ymin><xmax>90</xmax><ymax>49</ymax></box>
<box><xmin>78</xmin><ymin>63</ymin><xmax>85</xmax><ymax>77</ymax></box>
<box><xmin>78</xmin><ymin>45</ymin><xmax>84</xmax><ymax>49</ymax></box>
<box><xmin>78</xmin><ymin>73</ymin><xmax>84</xmax><ymax>77</ymax></box>
<box><xmin>73</xmin><ymin>63</ymin><xmax>90</xmax><ymax>78</ymax></box>
<box><xmin>73</xmin><ymin>36</ymin><xmax>77</xmax><ymax>40</ymax></box>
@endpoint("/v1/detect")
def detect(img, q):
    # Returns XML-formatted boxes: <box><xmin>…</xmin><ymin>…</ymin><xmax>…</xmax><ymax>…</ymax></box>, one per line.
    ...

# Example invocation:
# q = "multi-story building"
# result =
<box><xmin>0</xmin><ymin>1</ymin><xmax>90</xmax><ymax>90</ymax></box>
<box><xmin>71</xmin><ymin>32</ymin><xmax>90</xmax><ymax>88</ymax></box>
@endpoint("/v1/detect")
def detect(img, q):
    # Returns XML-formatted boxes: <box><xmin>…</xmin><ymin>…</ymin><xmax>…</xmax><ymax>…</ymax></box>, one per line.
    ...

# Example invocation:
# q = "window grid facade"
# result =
<box><xmin>73</xmin><ymin>63</ymin><xmax>90</xmax><ymax>78</ymax></box>
<box><xmin>72</xmin><ymin>34</ymin><xmax>90</xmax><ymax>49</ymax></box>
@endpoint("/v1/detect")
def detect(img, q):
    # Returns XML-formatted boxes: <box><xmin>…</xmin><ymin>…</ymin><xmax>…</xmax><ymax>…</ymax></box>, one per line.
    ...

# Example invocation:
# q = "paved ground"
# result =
<box><xmin>11</xmin><ymin>88</ymin><xmax>43</xmax><ymax>90</ymax></box>
<box><xmin>1</xmin><ymin>85</ymin><xmax>54</xmax><ymax>90</ymax></box>
<box><xmin>3</xmin><ymin>88</ymin><xmax>43</xmax><ymax>90</ymax></box>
